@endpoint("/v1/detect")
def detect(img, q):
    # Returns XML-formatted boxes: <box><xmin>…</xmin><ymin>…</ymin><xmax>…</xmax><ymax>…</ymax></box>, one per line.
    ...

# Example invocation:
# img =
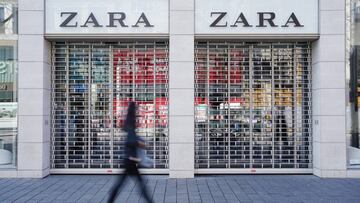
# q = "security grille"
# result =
<box><xmin>195</xmin><ymin>42</ymin><xmax>312</xmax><ymax>169</ymax></box>
<box><xmin>51</xmin><ymin>42</ymin><xmax>169</xmax><ymax>169</ymax></box>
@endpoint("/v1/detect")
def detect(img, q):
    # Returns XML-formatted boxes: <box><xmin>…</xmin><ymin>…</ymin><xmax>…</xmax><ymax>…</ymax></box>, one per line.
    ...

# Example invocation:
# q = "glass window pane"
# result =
<box><xmin>0</xmin><ymin>41</ymin><xmax>17</xmax><ymax>169</ymax></box>
<box><xmin>0</xmin><ymin>0</ymin><xmax>18</xmax><ymax>169</ymax></box>
<box><xmin>0</xmin><ymin>1</ymin><xmax>17</xmax><ymax>35</ymax></box>
<box><xmin>348</xmin><ymin>0</ymin><xmax>360</xmax><ymax>168</ymax></box>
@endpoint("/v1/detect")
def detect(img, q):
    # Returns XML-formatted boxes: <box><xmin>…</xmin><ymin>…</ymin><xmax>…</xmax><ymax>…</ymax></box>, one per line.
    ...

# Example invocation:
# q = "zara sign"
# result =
<box><xmin>46</xmin><ymin>0</ymin><xmax>318</xmax><ymax>37</ymax></box>
<box><xmin>45</xmin><ymin>0</ymin><xmax>169</xmax><ymax>36</ymax></box>
<box><xmin>196</xmin><ymin>0</ymin><xmax>318</xmax><ymax>37</ymax></box>
<box><xmin>209</xmin><ymin>12</ymin><xmax>303</xmax><ymax>28</ymax></box>
<box><xmin>59</xmin><ymin>12</ymin><xmax>154</xmax><ymax>28</ymax></box>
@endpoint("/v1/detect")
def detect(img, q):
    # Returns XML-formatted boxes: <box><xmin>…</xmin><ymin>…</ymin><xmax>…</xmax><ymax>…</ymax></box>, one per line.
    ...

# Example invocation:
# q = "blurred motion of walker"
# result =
<box><xmin>107</xmin><ymin>102</ymin><xmax>153</xmax><ymax>203</ymax></box>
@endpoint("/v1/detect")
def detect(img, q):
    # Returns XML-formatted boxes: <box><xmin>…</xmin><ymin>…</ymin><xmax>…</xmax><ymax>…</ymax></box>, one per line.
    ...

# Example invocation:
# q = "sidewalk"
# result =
<box><xmin>0</xmin><ymin>175</ymin><xmax>359</xmax><ymax>203</ymax></box>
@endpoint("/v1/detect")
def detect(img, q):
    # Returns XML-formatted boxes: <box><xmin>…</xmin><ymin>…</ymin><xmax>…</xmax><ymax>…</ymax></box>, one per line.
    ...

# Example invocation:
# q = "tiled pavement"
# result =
<box><xmin>0</xmin><ymin>175</ymin><xmax>360</xmax><ymax>203</ymax></box>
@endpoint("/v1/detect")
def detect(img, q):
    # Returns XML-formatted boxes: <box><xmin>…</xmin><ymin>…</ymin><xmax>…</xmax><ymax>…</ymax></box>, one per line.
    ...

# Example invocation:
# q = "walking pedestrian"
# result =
<box><xmin>107</xmin><ymin>102</ymin><xmax>153</xmax><ymax>203</ymax></box>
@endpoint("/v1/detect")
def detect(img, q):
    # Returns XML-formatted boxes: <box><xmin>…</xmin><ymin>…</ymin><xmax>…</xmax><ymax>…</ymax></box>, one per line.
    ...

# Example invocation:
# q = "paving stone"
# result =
<box><xmin>1</xmin><ymin>175</ymin><xmax>360</xmax><ymax>202</ymax></box>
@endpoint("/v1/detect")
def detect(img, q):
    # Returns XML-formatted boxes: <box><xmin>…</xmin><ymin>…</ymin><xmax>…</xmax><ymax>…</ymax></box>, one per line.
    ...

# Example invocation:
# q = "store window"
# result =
<box><xmin>0</xmin><ymin>0</ymin><xmax>17</xmax><ymax>169</ymax></box>
<box><xmin>195</xmin><ymin>42</ymin><xmax>312</xmax><ymax>169</ymax></box>
<box><xmin>51</xmin><ymin>42</ymin><xmax>169</xmax><ymax>169</ymax></box>
<box><xmin>348</xmin><ymin>0</ymin><xmax>360</xmax><ymax>168</ymax></box>
<box><xmin>0</xmin><ymin>1</ymin><xmax>17</xmax><ymax>35</ymax></box>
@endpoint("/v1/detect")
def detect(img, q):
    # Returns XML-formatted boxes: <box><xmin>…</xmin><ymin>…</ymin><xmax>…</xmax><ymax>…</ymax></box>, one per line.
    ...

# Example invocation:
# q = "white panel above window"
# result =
<box><xmin>45</xmin><ymin>0</ymin><xmax>169</xmax><ymax>37</ymax></box>
<box><xmin>195</xmin><ymin>0</ymin><xmax>319</xmax><ymax>38</ymax></box>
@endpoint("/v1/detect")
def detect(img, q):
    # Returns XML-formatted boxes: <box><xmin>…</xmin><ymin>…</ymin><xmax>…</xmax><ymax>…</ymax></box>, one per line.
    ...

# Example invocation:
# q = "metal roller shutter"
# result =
<box><xmin>51</xmin><ymin>42</ymin><xmax>169</xmax><ymax>170</ymax></box>
<box><xmin>195</xmin><ymin>42</ymin><xmax>312</xmax><ymax>170</ymax></box>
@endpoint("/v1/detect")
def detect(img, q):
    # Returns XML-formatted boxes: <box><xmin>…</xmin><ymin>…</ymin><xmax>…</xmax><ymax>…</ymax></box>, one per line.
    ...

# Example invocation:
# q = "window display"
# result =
<box><xmin>0</xmin><ymin>43</ymin><xmax>17</xmax><ymax>168</ymax></box>
<box><xmin>348</xmin><ymin>0</ymin><xmax>360</xmax><ymax>168</ymax></box>
<box><xmin>0</xmin><ymin>1</ymin><xmax>17</xmax><ymax>35</ymax></box>
<box><xmin>51</xmin><ymin>42</ymin><xmax>169</xmax><ymax>169</ymax></box>
<box><xmin>0</xmin><ymin>0</ymin><xmax>18</xmax><ymax>169</ymax></box>
<box><xmin>195</xmin><ymin>42</ymin><xmax>311</xmax><ymax>169</ymax></box>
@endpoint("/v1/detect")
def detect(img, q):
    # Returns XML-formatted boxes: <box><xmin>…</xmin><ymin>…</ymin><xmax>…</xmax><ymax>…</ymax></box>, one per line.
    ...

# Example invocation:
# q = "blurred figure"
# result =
<box><xmin>108</xmin><ymin>102</ymin><xmax>153</xmax><ymax>203</ymax></box>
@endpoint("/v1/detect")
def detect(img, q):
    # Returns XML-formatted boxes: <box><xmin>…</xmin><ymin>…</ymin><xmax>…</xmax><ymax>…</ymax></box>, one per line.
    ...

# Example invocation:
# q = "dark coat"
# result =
<box><xmin>123</xmin><ymin>102</ymin><xmax>139</xmax><ymax>160</ymax></box>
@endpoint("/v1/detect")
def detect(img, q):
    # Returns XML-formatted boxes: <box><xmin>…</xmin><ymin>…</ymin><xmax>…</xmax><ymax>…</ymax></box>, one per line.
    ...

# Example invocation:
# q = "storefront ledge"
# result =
<box><xmin>169</xmin><ymin>170</ymin><xmax>194</xmax><ymax>179</ymax></box>
<box><xmin>0</xmin><ymin>170</ymin><xmax>18</xmax><ymax>178</ymax></box>
<box><xmin>18</xmin><ymin>169</ymin><xmax>50</xmax><ymax>178</ymax></box>
<box><xmin>347</xmin><ymin>169</ymin><xmax>360</xmax><ymax>178</ymax></box>
<box><xmin>313</xmin><ymin>168</ymin><xmax>321</xmax><ymax>177</ymax></box>
<box><xmin>314</xmin><ymin>169</ymin><xmax>347</xmax><ymax>178</ymax></box>
<box><xmin>195</xmin><ymin>168</ymin><xmax>313</xmax><ymax>174</ymax></box>
<box><xmin>0</xmin><ymin>168</ymin><xmax>49</xmax><ymax>178</ymax></box>
<box><xmin>50</xmin><ymin>169</ymin><xmax>169</xmax><ymax>175</ymax></box>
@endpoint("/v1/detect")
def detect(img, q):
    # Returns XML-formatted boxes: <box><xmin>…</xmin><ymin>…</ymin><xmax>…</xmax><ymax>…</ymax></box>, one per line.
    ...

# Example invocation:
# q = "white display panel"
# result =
<box><xmin>46</xmin><ymin>0</ymin><xmax>169</xmax><ymax>36</ymax></box>
<box><xmin>195</xmin><ymin>0</ymin><xmax>318</xmax><ymax>37</ymax></box>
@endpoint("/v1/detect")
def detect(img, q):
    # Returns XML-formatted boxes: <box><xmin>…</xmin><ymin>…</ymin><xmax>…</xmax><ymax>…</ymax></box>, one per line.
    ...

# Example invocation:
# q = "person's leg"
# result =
<box><xmin>133</xmin><ymin>167</ymin><xmax>153</xmax><ymax>203</ymax></box>
<box><xmin>136</xmin><ymin>174</ymin><xmax>153</xmax><ymax>203</ymax></box>
<box><xmin>108</xmin><ymin>161</ymin><xmax>134</xmax><ymax>203</ymax></box>
<box><xmin>108</xmin><ymin>173</ymin><xmax>127</xmax><ymax>203</ymax></box>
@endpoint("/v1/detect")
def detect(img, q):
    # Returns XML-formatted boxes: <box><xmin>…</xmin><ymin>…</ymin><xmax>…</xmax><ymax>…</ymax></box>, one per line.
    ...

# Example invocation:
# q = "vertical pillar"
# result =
<box><xmin>169</xmin><ymin>0</ymin><xmax>195</xmax><ymax>178</ymax></box>
<box><xmin>312</xmin><ymin>0</ymin><xmax>347</xmax><ymax>177</ymax></box>
<box><xmin>17</xmin><ymin>0</ymin><xmax>51</xmax><ymax>178</ymax></box>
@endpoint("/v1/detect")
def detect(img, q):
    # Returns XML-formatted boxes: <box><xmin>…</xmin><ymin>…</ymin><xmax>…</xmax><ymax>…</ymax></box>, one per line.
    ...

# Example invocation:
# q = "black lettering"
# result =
<box><xmin>210</xmin><ymin>12</ymin><xmax>227</xmax><ymax>27</ymax></box>
<box><xmin>132</xmin><ymin>13</ymin><xmax>154</xmax><ymax>27</ymax></box>
<box><xmin>282</xmin><ymin>13</ymin><xmax>304</xmax><ymax>27</ymax></box>
<box><xmin>230</xmin><ymin>13</ymin><xmax>252</xmax><ymax>27</ymax></box>
<box><xmin>60</xmin><ymin>12</ymin><xmax>78</xmax><ymax>27</ymax></box>
<box><xmin>81</xmin><ymin>13</ymin><xmax>103</xmax><ymax>27</ymax></box>
<box><xmin>107</xmin><ymin>12</ymin><xmax>128</xmax><ymax>27</ymax></box>
<box><xmin>257</xmin><ymin>12</ymin><xmax>278</xmax><ymax>27</ymax></box>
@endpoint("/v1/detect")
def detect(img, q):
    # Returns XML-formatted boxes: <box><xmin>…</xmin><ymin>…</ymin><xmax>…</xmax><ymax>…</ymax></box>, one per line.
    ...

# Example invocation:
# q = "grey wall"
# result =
<box><xmin>312</xmin><ymin>0</ymin><xmax>347</xmax><ymax>177</ymax></box>
<box><xmin>169</xmin><ymin>0</ymin><xmax>195</xmax><ymax>178</ymax></box>
<box><xmin>17</xmin><ymin>0</ymin><xmax>51</xmax><ymax>178</ymax></box>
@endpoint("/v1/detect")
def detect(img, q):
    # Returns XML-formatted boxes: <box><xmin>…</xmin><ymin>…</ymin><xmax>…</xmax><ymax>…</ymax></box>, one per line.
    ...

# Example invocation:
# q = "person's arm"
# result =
<box><xmin>137</xmin><ymin>140</ymin><xmax>146</xmax><ymax>149</ymax></box>
<box><xmin>136</xmin><ymin>136</ymin><xmax>146</xmax><ymax>149</ymax></box>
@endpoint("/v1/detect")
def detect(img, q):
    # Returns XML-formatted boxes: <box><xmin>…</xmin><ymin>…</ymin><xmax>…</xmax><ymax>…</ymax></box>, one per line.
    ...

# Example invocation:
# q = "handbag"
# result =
<box><xmin>137</xmin><ymin>137</ymin><xmax>154</xmax><ymax>168</ymax></box>
<box><xmin>137</xmin><ymin>147</ymin><xmax>154</xmax><ymax>168</ymax></box>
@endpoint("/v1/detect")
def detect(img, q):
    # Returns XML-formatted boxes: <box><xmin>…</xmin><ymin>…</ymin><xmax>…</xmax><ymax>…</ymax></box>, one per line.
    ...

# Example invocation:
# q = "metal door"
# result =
<box><xmin>195</xmin><ymin>42</ymin><xmax>312</xmax><ymax>171</ymax></box>
<box><xmin>51</xmin><ymin>42</ymin><xmax>169</xmax><ymax>172</ymax></box>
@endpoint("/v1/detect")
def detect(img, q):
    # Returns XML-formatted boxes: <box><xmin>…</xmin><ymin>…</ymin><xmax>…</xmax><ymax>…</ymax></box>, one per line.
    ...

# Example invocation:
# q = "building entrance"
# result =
<box><xmin>194</xmin><ymin>42</ymin><xmax>312</xmax><ymax>170</ymax></box>
<box><xmin>51</xmin><ymin>42</ymin><xmax>169</xmax><ymax>170</ymax></box>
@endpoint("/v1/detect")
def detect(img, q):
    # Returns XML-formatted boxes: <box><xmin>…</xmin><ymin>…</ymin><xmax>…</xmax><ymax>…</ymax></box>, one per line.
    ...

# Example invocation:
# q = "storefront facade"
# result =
<box><xmin>0</xmin><ymin>0</ymin><xmax>358</xmax><ymax>178</ymax></box>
